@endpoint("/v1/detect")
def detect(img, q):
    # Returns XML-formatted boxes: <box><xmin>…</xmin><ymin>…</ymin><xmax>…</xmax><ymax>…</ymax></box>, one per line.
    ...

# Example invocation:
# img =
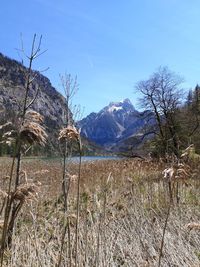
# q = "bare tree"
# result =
<box><xmin>60</xmin><ymin>73</ymin><xmax>78</xmax><ymax>127</ymax></box>
<box><xmin>136</xmin><ymin>66</ymin><xmax>184</xmax><ymax>157</ymax></box>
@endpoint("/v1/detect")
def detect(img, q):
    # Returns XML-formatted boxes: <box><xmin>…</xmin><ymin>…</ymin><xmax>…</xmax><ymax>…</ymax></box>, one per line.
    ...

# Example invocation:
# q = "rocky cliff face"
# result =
<box><xmin>78</xmin><ymin>99</ymin><xmax>154</xmax><ymax>152</ymax></box>
<box><xmin>0</xmin><ymin>53</ymin><xmax>66</xmax><ymax>131</ymax></box>
<box><xmin>0</xmin><ymin>52</ymin><xmax>70</xmax><ymax>154</ymax></box>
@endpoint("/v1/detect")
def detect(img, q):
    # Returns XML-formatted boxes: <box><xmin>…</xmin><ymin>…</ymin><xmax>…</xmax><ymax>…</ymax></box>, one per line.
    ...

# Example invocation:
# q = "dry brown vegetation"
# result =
<box><xmin>0</xmin><ymin>157</ymin><xmax>200</xmax><ymax>266</ymax></box>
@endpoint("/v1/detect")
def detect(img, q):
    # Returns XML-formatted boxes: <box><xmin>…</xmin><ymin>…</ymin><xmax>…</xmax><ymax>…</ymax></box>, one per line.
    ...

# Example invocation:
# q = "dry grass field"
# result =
<box><xmin>0</xmin><ymin>157</ymin><xmax>200</xmax><ymax>266</ymax></box>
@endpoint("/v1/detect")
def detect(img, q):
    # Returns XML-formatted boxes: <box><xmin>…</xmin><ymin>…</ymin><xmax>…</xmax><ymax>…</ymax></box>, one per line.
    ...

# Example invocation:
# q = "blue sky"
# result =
<box><xmin>1</xmin><ymin>0</ymin><xmax>200</xmax><ymax>116</ymax></box>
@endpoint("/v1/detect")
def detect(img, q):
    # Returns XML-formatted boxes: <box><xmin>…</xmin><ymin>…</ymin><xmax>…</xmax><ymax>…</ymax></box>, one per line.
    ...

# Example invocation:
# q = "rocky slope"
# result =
<box><xmin>0</xmin><ymin>53</ymin><xmax>67</xmax><ymax>129</ymax></box>
<box><xmin>0</xmin><ymin>52</ymin><xmax>71</xmax><ymax>154</ymax></box>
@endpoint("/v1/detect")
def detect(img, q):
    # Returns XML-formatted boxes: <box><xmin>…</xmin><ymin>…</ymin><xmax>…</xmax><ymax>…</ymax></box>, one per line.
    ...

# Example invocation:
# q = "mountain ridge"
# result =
<box><xmin>78</xmin><ymin>99</ymin><xmax>154</xmax><ymax>152</ymax></box>
<box><xmin>0</xmin><ymin>52</ymin><xmax>66</xmax><ymax>127</ymax></box>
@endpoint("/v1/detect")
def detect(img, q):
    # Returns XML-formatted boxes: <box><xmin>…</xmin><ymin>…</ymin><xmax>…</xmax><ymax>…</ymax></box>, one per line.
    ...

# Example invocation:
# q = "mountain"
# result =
<box><xmin>0</xmin><ymin>52</ymin><xmax>71</xmax><ymax>154</ymax></box>
<box><xmin>0</xmin><ymin>52</ymin><xmax>100</xmax><ymax>155</ymax></box>
<box><xmin>78</xmin><ymin>99</ymin><xmax>154</xmax><ymax>152</ymax></box>
<box><xmin>0</xmin><ymin>53</ymin><xmax>67</xmax><ymax>129</ymax></box>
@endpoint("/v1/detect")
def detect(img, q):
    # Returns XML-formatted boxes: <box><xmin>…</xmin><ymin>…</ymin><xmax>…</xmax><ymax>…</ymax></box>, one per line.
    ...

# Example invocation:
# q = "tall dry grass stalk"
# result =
<box><xmin>75</xmin><ymin>138</ymin><xmax>82</xmax><ymax>267</ymax></box>
<box><xmin>0</xmin><ymin>34</ymin><xmax>47</xmax><ymax>266</ymax></box>
<box><xmin>57</xmin><ymin>125</ymin><xmax>82</xmax><ymax>267</ymax></box>
<box><xmin>158</xmin><ymin>153</ymin><xmax>194</xmax><ymax>267</ymax></box>
<box><xmin>158</xmin><ymin>201</ymin><xmax>172</xmax><ymax>267</ymax></box>
<box><xmin>57</xmin><ymin>73</ymin><xmax>81</xmax><ymax>267</ymax></box>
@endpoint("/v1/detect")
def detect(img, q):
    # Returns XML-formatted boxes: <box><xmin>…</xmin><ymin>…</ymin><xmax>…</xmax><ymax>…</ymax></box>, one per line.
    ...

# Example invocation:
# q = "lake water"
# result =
<box><xmin>37</xmin><ymin>155</ymin><xmax>122</xmax><ymax>163</ymax></box>
<box><xmin>70</xmin><ymin>156</ymin><xmax>121</xmax><ymax>163</ymax></box>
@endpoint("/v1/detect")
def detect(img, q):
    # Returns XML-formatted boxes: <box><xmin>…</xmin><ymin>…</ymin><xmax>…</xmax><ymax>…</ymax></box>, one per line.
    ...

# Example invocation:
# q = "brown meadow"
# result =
<box><xmin>0</xmin><ymin>157</ymin><xmax>200</xmax><ymax>266</ymax></box>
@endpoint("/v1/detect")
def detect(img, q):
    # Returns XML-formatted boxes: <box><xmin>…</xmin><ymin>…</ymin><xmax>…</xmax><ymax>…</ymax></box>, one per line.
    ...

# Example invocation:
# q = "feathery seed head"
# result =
<box><xmin>20</xmin><ymin>110</ymin><xmax>47</xmax><ymax>146</ymax></box>
<box><xmin>25</xmin><ymin>110</ymin><xmax>44</xmax><ymax>123</ymax></box>
<box><xmin>58</xmin><ymin>125</ymin><xmax>80</xmax><ymax>142</ymax></box>
<box><xmin>186</xmin><ymin>222</ymin><xmax>200</xmax><ymax>230</ymax></box>
<box><xmin>20</xmin><ymin>122</ymin><xmax>47</xmax><ymax>146</ymax></box>
<box><xmin>12</xmin><ymin>182</ymin><xmax>40</xmax><ymax>202</ymax></box>
<box><xmin>162</xmin><ymin>167</ymin><xmax>174</xmax><ymax>180</ymax></box>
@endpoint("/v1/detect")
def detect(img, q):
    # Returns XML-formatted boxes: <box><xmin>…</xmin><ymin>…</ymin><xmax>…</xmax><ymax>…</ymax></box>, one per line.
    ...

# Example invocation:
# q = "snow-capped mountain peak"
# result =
<box><xmin>78</xmin><ymin>99</ymin><xmax>147</xmax><ymax>147</ymax></box>
<box><xmin>108</xmin><ymin>105</ymin><xmax>123</xmax><ymax>113</ymax></box>
<box><xmin>78</xmin><ymin>98</ymin><xmax>155</xmax><ymax>152</ymax></box>
<box><xmin>104</xmin><ymin>98</ymin><xmax>135</xmax><ymax>114</ymax></box>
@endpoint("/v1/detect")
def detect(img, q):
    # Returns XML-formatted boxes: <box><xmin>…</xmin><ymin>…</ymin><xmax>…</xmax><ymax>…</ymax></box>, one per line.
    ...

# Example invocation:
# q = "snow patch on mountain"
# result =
<box><xmin>108</xmin><ymin>106</ymin><xmax>123</xmax><ymax>113</ymax></box>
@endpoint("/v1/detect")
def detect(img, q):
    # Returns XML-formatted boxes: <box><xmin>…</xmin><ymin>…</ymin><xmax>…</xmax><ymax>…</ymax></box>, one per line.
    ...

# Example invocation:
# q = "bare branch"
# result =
<box><xmin>26</xmin><ymin>86</ymin><xmax>40</xmax><ymax>110</ymax></box>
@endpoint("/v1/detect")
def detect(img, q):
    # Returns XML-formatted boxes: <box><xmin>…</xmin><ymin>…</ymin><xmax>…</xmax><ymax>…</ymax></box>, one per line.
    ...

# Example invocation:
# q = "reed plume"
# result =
<box><xmin>20</xmin><ymin>110</ymin><xmax>47</xmax><ymax>146</ymax></box>
<box><xmin>12</xmin><ymin>182</ymin><xmax>40</xmax><ymax>202</ymax></box>
<box><xmin>58</xmin><ymin>125</ymin><xmax>80</xmax><ymax>142</ymax></box>
<box><xmin>186</xmin><ymin>222</ymin><xmax>200</xmax><ymax>230</ymax></box>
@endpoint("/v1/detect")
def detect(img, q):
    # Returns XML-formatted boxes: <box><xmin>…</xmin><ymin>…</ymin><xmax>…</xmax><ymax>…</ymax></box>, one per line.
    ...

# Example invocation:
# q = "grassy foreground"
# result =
<box><xmin>0</xmin><ymin>157</ymin><xmax>200</xmax><ymax>266</ymax></box>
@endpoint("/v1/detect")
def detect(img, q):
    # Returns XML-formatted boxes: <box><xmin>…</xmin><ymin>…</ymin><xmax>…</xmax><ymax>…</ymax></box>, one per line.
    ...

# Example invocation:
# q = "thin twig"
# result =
<box><xmin>158</xmin><ymin>201</ymin><xmax>172</xmax><ymax>267</ymax></box>
<box><xmin>75</xmin><ymin>141</ymin><xmax>82</xmax><ymax>267</ymax></box>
